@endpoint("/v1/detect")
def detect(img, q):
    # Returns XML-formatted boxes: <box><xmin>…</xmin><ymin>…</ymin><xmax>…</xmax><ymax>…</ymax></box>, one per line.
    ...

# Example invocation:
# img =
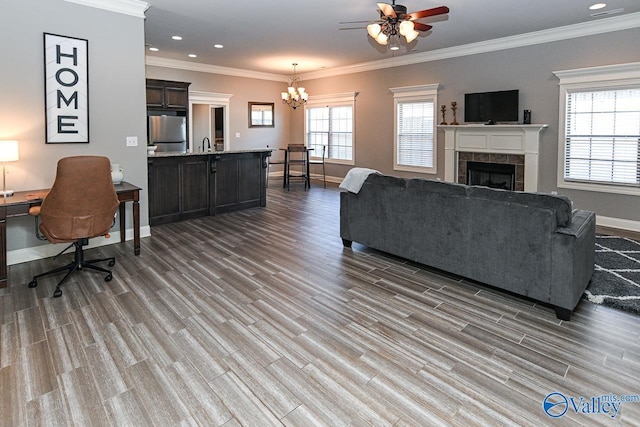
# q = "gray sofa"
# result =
<box><xmin>340</xmin><ymin>174</ymin><xmax>596</xmax><ymax>320</ymax></box>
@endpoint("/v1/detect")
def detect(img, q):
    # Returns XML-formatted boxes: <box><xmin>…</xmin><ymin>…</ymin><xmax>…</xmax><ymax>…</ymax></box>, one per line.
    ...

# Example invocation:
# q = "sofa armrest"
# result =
<box><xmin>556</xmin><ymin>209</ymin><xmax>595</xmax><ymax>237</ymax></box>
<box><xmin>551</xmin><ymin>209</ymin><xmax>596</xmax><ymax>315</ymax></box>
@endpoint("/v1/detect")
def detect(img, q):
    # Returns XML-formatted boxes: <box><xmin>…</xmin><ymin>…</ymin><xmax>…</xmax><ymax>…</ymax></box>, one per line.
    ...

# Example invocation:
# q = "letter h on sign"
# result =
<box><xmin>43</xmin><ymin>33</ymin><xmax>89</xmax><ymax>143</ymax></box>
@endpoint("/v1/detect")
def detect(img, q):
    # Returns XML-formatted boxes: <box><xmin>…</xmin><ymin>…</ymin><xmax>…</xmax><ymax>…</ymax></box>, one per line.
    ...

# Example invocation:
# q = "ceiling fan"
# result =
<box><xmin>358</xmin><ymin>2</ymin><xmax>450</xmax><ymax>50</ymax></box>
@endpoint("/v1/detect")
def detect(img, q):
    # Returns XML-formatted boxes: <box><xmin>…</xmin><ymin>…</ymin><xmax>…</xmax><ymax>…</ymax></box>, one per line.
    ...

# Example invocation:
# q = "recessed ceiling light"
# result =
<box><xmin>188</xmin><ymin>54</ymin><xmax>197</xmax><ymax>58</ymax></box>
<box><xmin>591</xmin><ymin>7</ymin><xmax>624</xmax><ymax>16</ymax></box>
<box><xmin>149</xmin><ymin>47</ymin><xmax>159</xmax><ymax>52</ymax></box>
<box><xmin>214</xmin><ymin>44</ymin><xmax>224</xmax><ymax>49</ymax></box>
<box><xmin>589</xmin><ymin>3</ymin><xmax>607</xmax><ymax>10</ymax></box>
<box><xmin>171</xmin><ymin>35</ymin><xmax>183</xmax><ymax>40</ymax></box>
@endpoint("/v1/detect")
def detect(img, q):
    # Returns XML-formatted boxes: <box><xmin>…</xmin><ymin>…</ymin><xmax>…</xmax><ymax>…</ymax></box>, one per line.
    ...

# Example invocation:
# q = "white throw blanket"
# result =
<box><xmin>339</xmin><ymin>167</ymin><xmax>381</xmax><ymax>194</ymax></box>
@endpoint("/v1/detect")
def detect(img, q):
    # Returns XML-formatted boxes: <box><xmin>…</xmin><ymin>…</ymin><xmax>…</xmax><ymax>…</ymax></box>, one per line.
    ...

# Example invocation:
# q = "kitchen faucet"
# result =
<box><xmin>202</xmin><ymin>137</ymin><xmax>210</xmax><ymax>152</ymax></box>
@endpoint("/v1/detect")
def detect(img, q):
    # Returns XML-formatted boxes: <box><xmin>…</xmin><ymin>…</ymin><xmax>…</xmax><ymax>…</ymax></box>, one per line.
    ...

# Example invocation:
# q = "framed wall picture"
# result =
<box><xmin>43</xmin><ymin>33</ymin><xmax>89</xmax><ymax>143</ymax></box>
<box><xmin>248</xmin><ymin>102</ymin><xmax>274</xmax><ymax>128</ymax></box>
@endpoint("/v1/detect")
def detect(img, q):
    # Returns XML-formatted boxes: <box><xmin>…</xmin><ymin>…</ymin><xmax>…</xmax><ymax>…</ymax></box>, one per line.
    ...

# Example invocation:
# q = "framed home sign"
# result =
<box><xmin>43</xmin><ymin>33</ymin><xmax>89</xmax><ymax>143</ymax></box>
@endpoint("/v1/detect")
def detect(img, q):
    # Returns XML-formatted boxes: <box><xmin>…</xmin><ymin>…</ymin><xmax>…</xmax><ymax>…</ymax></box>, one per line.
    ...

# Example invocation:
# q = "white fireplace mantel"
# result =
<box><xmin>440</xmin><ymin>124</ymin><xmax>548</xmax><ymax>192</ymax></box>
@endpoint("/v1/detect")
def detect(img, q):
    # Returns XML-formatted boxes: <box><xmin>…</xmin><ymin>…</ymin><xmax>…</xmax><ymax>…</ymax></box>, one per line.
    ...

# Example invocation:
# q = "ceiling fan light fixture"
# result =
<box><xmin>399</xmin><ymin>20</ymin><xmax>414</xmax><ymax>36</ymax></box>
<box><xmin>405</xmin><ymin>29</ymin><xmax>420</xmax><ymax>43</ymax></box>
<box><xmin>389</xmin><ymin>35</ymin><xmax>400</xmax><ymax>51</ymax></box>
<box><xmin>376</xmin><ymin>32</ymin><xmax>388</xmax><ymax>45</ymax></box>
<box><xmin>367</xmin><ymin>23</ymin><xmax>382</xmax><ymax>38</ymax></box>
<box><xmin>364</xmin><ymin>3</ymin><xmax>449</xmax><ymax>51</ymax></box>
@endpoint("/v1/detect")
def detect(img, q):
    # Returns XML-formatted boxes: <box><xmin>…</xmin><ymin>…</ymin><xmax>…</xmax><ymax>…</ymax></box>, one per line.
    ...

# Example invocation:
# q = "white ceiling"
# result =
<box><xmin>143</xmin><ymin>0</ymin><xmax>640</xmax><ymax>76</ymax></box>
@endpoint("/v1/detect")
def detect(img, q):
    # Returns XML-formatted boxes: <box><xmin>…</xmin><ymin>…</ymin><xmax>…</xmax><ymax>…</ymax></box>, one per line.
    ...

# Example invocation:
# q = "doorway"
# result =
<box><xmin>189</xmin><ymin>91</ymin><xmax>232</xmax><ymax>153</ymax></box>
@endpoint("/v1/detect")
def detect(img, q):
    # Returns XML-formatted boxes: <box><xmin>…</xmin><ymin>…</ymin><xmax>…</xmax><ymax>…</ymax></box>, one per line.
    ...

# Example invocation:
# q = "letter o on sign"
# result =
<box><xmin>55</xmin><ymin>68</ymin><xmax>79</xmax><ymax>87</ymax></box>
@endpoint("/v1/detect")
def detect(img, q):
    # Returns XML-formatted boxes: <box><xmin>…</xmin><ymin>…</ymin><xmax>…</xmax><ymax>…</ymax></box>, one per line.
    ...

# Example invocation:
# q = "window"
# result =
<box><xmin>564</xmin><ymin>89</ymin><xmax>640</xmax><ymax>186</ymax></box>
<box><xmin>554</xmin><ymin>63</ymin><xmax>640</xmax><ymax>195</ymax></box>
<box><xmin>305</xmin><ymin>92</ymin><xmax>356</xmax><ymax>164</ymax></box>
<box><xmin>391</xmin><ymin>84</ymin><xmax>440</xmax><ymax>174</ymax></box>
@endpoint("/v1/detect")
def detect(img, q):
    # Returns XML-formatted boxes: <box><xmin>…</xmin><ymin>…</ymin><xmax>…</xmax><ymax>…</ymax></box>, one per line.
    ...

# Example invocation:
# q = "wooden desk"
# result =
<box><xmin>0</xmin><ymin>181</ymin><xmax>141</xmax><ymax>288</ymax></box>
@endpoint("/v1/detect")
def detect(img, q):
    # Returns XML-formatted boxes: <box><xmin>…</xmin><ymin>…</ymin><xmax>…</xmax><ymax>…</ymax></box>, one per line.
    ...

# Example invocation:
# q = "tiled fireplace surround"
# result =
<box><xmin>440</xmin><ymin>124</ymin><xmax>548</xmax><ymax>192</ymax></box>
<box><xmin>458</xmin><ymin>152</ymin><xmax>525</xmax><ymax>191</ymax></box>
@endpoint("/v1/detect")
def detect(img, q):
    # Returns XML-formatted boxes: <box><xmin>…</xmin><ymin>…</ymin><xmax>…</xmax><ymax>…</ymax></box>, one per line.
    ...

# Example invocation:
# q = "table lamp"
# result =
<box><xmin>0</xmin><ymin>140</ymin><xmax>19</xmax><ymax>197</ymax></box>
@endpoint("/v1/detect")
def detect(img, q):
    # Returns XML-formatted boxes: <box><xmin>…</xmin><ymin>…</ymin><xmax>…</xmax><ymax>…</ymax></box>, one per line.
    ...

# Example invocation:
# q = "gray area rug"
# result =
<box><xmin>584</xmin><ymin>235</ymin><xmax>640</xmax><ymax>316</ymax></box>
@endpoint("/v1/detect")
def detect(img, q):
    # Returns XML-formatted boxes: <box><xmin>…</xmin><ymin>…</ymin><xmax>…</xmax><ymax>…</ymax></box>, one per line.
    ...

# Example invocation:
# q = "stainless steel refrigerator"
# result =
<box><xmin>148</xmin><ymin>115</ymin><xmax>187</xmax><ymax>153</ymax></box>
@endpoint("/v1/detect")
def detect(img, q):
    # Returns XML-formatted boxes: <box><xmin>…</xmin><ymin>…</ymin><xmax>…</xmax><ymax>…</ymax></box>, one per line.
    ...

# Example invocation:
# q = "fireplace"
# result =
<box><xmin>458</xmin><ymin>152</ymin><xmax>524</xmax><ymax>191</ymax></box>
<box><xmin>467</xmin><ymin>162</ymin><xmax>515</xmax><ymax>190</ymax></box>
<box><xmin>441</xmin><ymin>124</ymin><xmax>548</xmax><ymax>192</ymax></box>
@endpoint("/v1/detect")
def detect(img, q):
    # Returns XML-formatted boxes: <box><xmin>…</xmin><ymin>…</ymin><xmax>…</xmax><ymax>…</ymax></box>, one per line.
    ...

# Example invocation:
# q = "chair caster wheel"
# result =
<box><xmin>108</xmin><ymin>260</ymin><xmax>116</xmax><ymax>267</ymax></box>
<box><xmin>105</xmin><ymin>273</ymin><xmax>112</xmax><ymax>282</ymax></box>
<box><xmin>28</xmin><ymin>280</ymin><xmax>38</xmax><ymax>288</ymax></box>
<box><xmin>53</xmin><ymin>288</ymin><xmax>62</xmax><ymax>298</ymax></box>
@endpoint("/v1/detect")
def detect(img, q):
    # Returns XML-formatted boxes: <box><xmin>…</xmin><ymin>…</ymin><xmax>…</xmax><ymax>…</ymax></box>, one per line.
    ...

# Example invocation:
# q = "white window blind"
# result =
<box><xmin>397</xmin><ymin>101</ymin><xmax>435</xmax><ymax>169</ymax></box>
<box><xmin>564</xmin><ymin>88</ymin><xmax>640</xmax><ymax>186</ymax></box>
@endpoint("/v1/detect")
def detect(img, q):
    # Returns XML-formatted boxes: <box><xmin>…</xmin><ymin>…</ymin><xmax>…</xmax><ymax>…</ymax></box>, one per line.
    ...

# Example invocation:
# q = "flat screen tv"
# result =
<box><xmin>464</xmin><ymin>90</ymin><xmax>519</xmax><ymax>123</ymax></box>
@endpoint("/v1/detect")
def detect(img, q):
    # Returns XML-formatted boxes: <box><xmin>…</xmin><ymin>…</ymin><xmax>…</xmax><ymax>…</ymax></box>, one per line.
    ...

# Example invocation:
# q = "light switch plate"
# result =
<box><xmin>126</xmin><ymin>136</ymin><xmax>138</xmax><ymax>147</ymax></box>
<box><xmin>235</xmin><ymin>132</ymin><xmax>240</xmax><ymax>138</ymax></box>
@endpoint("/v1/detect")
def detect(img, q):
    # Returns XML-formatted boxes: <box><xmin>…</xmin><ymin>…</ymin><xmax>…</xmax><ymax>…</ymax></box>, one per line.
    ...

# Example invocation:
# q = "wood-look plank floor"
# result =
<box><xmin>2</xmin><ymin>182</ymin><xmax>640</xmax><ymax>426</ymax></box>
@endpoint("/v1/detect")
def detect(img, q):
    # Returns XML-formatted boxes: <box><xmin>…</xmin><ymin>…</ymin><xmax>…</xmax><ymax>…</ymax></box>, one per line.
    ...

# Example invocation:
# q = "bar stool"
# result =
<box><xmin>286</xmin><ymin>144</ymin><xmax>310</xmax><ymax>190</ymax></box>
<box><xmin>266</xmin><ymin>152</ymin><xmax>285</xmax><ymax>186</ymax></box>
<box><xmin>308</xmin><ymin>145</ymin><xmax>326</xmax><ymax>188</ymax></box>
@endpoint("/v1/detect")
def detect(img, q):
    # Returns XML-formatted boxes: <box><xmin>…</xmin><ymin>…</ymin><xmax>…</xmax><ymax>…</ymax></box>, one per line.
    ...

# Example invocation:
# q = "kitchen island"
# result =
<box><xmin>147</xmin><ymin>149</ymin><xmax>272</xmax><ymax>226</ymax></box>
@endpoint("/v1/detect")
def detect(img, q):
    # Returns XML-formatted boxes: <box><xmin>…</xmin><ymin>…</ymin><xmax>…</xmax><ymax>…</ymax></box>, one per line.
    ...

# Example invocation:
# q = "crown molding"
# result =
<box><xmin>553</xmin><ymin>61</ymin><xmax>640</xmax><ymax>84</ymax></box>
<box><xmin>145</xmin><ymin>57</ymin><xmax>287</xmax><ymax>82</ymax></box>
<box><xmin>64</xmin><ymin>0</ymin><xmax>149</xmax><ymax>17</ymax></box>
<box><xmin>300</xmin><ymin>11</ymin><xmax>640</xmax><ymax>81</ymax></box>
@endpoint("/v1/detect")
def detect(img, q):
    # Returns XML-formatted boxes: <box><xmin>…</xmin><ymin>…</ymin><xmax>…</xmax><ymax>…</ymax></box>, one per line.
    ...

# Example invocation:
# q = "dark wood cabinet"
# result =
<box><xmin>210</xmin><ymin>152</ymin><xmax>266</xmax><ymax>214</ymax></box>
<box><xmin>148</xmin><ymin>151</ymin><xmax>268</xmax><ymax>226</ymax></box>
<box><xmin>145</xmin><ymin>79</ymin><xmax>190</xmax><ymax>110</ymax></box>
<box><xmin>148</xmin><ymin>155</ymin><xmax>209</xmax><ymax>225</ymax></box>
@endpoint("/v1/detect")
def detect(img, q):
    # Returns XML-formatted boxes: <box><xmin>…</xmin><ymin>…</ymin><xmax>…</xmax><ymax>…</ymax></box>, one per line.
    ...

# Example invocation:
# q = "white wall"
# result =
<box><xmin>0</xmin><ymin>0</ymin><xmax>149</xmax><ymax>258</ymax></box>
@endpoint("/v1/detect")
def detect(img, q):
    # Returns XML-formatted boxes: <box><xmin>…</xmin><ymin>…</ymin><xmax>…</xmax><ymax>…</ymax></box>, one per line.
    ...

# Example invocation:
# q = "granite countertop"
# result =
<box><xmin>149</xmin><ymin>148</ymin><xmax>273</xmax><ymax>157</ymax></box>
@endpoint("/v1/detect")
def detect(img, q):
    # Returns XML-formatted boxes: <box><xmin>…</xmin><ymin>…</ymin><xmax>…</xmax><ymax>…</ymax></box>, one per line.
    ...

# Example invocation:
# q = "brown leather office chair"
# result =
<box><xmin>28</xmin><ymin>156</ymin><xmax>120</xmax><ymax>297</ymax></box>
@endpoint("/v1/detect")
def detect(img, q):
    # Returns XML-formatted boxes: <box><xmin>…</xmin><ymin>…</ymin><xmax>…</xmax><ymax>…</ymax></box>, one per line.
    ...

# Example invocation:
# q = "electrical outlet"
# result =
<box><xmin>235</xmin><ymin>132</ymin><xmax>240</xmax><ymax>138</ymax></box>
<box><xmin>126</xmin><ymin>136</ymin><xmax>138</xmax><ymax>147</ymax></box>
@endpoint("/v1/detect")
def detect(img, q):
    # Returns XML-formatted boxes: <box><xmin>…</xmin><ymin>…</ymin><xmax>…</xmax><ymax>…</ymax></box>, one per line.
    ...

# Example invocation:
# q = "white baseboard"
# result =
<box><xmin>595</xmin><ymin>215</ymin><xmax>640</xmax><ymax>233</ymax></box>
<box><xmin>7</xmin><ymin>226</ymin><xmax>151</xmax><ymax>266</ymax></box>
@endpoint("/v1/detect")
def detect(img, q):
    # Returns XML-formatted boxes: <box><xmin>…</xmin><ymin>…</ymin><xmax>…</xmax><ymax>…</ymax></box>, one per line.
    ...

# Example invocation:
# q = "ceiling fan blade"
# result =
<box><xmin>377</xmin><ymin>2</ymin><xmax>396</xmax><ymax>18</ymax></box>
<box><xmin>407</xmin><ymin>6</ymin><xmax>449</xmax><ymax>20</ymax></box>
<box><xmin>413</xmin><ymin>22</ymin><xmax>433</xmax><ymax>32</ymax></box>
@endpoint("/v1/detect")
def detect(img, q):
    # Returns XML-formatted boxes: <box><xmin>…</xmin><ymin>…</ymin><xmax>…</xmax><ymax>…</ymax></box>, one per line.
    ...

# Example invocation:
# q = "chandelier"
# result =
<box><xmin>281</xmin><ymin>63</ymin><xmax>308</xmax><ymax>110</ymax></box>
<box><xmin>367</xmin><ymin>20</ymin><xmax>419</xmax><ymax>51</ymax></box>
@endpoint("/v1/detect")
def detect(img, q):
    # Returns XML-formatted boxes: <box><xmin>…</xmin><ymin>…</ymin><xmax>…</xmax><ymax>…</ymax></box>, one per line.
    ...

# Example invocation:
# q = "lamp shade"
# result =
<box><xmin>0</xmin><ymin>140</ymin><xmax>19</xmax><ymax>162</ymax></box>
